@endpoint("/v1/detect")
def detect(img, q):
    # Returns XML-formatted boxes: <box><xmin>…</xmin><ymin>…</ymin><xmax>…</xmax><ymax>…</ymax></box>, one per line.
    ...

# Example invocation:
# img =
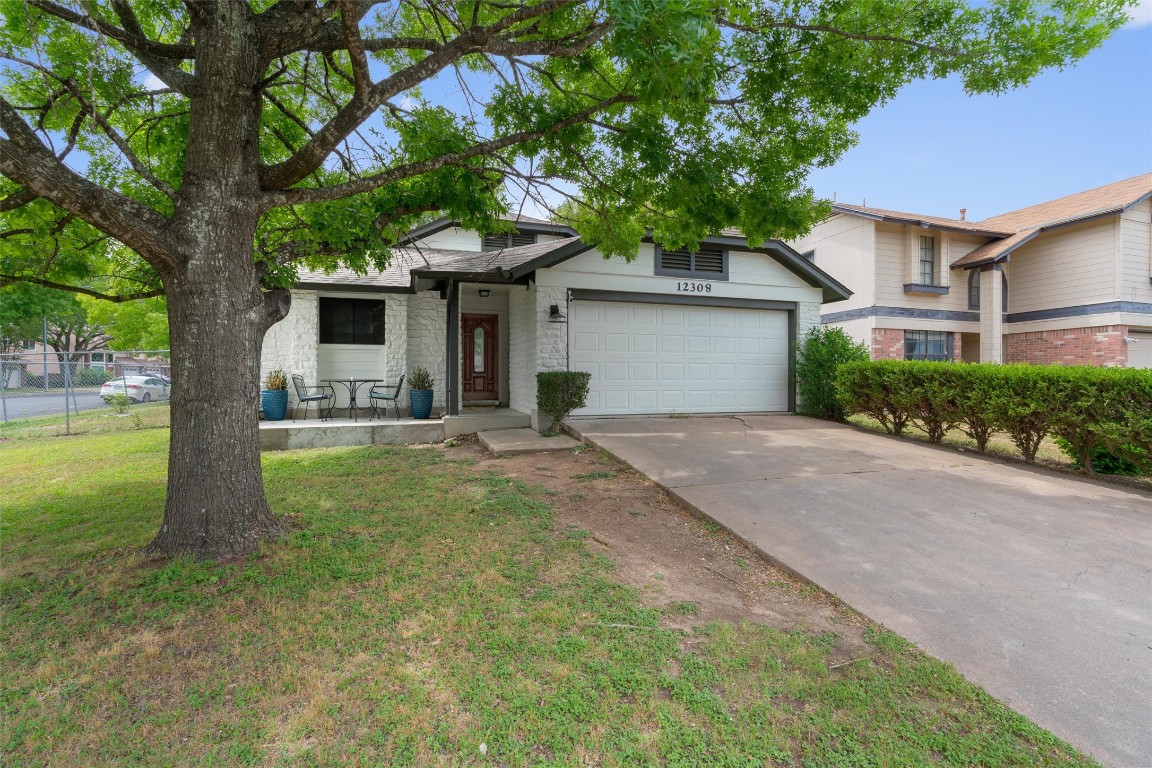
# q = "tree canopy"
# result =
<box><xmin>0</xmin><ymin>0</ymin><xmax>1130</xmax><ymax>559</ymax></box>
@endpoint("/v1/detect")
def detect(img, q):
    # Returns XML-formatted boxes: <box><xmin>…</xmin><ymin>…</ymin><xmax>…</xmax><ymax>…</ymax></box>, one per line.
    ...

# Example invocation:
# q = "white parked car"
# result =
<box><xmin>100</xmin><ymin>375</ymin><xmax>170</xmax><ymax>404</ymax></box>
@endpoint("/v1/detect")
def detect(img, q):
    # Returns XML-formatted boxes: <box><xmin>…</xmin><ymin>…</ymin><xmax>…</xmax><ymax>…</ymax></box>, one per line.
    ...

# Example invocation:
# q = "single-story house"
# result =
<box><xmin>261</xmin><ymin>215</ymin><xmax>850</xmax><ymax>428</ymax></box>
<box><xmin>791</xmin><ymin>174</ymin><xmax>1152</xmax><ymax>367</ymax></box>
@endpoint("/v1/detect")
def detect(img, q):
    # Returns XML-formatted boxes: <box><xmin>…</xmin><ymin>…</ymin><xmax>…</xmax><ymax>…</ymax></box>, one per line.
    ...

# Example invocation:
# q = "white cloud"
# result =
<box><xmin>1127</xmin><ymin>0</ymin><xmax>1152</xmax><ymax>27</ymax></box>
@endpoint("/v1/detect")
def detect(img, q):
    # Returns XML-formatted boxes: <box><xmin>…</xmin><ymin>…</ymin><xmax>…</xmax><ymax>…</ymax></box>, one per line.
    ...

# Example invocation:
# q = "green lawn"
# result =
<box><xmin>1</xmin><ymin>410</ymin><xmax>1098</xmax><ymax>766</ymax></box>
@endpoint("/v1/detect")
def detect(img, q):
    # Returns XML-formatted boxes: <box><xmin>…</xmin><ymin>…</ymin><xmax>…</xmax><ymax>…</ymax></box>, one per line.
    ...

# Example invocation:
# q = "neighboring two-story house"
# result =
<box><xmin>262</xmin><ymin>215</ymin><xmax>849</xmax><ymax>427</ymax></box>
<box><xmin>792</xmin><ymin>174</ymin><xmax>1152</xmax><ymax>367</ymax></box>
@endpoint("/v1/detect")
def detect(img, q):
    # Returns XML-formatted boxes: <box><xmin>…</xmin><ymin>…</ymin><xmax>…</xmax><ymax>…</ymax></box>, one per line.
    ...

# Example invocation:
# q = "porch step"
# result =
<box><xmin>259</xmin><ymin>418</ymin><xmax>444</xmax><ymax>450</ymax></box>
<box><xmin>444</xmin><ymin>408</ymin><xmax>530</xmax><ymax>438</ymax></box>
<box><xmin>478</xmin><ymin>428</ymin><xmax>579</xmax><ymax>455</ymax></box>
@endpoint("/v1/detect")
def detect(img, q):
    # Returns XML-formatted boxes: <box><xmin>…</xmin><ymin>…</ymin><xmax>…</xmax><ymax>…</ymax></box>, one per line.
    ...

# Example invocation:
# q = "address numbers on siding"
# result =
<box><xmin>676</xmin><ymin>282</ymin><xmax>713</xmax><ymax>293</ymax></box>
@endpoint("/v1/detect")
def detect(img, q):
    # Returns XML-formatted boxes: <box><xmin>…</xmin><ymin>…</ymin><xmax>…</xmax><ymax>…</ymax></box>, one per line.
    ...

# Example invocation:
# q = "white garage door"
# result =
<box><xmin>569</xmin><ymin>300</ymin><xmax>789</xmax><ymax>415</ymax></box>
<box><xmin>1128</xmin><ymin>332</ymin><xmax>1152</xmax><ymax>368</ymax></box>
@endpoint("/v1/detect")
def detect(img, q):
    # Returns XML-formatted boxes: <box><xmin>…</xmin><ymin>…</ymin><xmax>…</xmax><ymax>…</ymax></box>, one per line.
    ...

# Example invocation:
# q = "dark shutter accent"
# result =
<box><xmin>693</xmin><ymin>248</ymin><xmax>725</xmax><ymax>273</ymax></box>
<box><xmin>659</xmin><ymin>250</ymin><xmax>692</xmax><ymax>271</ymax></box>
<box><xmin>508</xmin><ymin>232</ymin><xmax>536</xmax><ymax>247</ymax></box>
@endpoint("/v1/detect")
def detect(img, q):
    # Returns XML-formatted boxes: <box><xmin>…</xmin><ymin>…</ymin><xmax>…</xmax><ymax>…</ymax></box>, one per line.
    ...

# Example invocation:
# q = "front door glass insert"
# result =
<box><xmin>473</xmin><ymin>327</ymin><xmax>485</xmax><ymax>373</ymax></box>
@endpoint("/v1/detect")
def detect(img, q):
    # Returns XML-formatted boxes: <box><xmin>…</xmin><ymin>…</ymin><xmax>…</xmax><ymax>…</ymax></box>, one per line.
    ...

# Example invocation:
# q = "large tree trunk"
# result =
<box><xmin>145</xmin><ymin>3</ymin><xmax>287</xmax><ymax>560</ymax></box>
<box><xmin>145</xmin><ymin>234</ymin><xmax>287</xmax><ymax>560</ymax></box>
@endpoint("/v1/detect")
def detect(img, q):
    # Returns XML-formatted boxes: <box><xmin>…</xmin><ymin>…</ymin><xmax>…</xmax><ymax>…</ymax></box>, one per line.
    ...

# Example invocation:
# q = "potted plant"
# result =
<box><xmin>261</xmin><ymin>369</ymin><xmax>289</xmax><ymax>421</ymax></box>
<box><xmin>408</xmin><ymin>366</ymin><xmax>435</xmax><ymax>420</ymax></box>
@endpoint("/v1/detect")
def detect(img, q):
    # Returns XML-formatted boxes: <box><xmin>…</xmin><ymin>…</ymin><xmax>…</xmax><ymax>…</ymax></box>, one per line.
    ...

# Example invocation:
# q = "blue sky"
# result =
<box><xmin>803</xmin><ymin>13</ymin><xmax>1152</xmax><ymax>223</ymax></box>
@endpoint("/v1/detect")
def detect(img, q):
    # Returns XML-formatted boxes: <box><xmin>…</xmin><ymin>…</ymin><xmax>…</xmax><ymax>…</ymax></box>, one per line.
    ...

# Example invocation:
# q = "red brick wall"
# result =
<box><xmin>871</xmin><ymin>329</ymin><xmax>962</xmax><ymax>361</ymax></box>
<box><xmin>872</xmin><ymin>328</ymin><xmax>904</xmax><ymax>360</ymax></box>
<box><xmin>1003</xmin><ymin>325</ymin><xmax>1129</xmax><ymax>367</ymax></box>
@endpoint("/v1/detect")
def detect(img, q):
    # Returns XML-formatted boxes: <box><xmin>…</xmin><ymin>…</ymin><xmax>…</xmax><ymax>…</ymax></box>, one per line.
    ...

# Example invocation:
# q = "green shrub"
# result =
<box><xmin>537</xmin><ymin>371</ymin><xmax>591</xmax><ymax>435</ymax></box>
<box><xmin>107</xmin><ymin>392</ymin><xmax>130</xmax><ymax>415</ymax></box>
<box><xmin>74</xmin><ymin>368</ymin><xmax>115</xmax><ymax>386</ymax></box>
<box><xmin>835</xmin><ymin>359</ymin><xmax>1152</xmax><ymax>470</ymax></box>
<box><xmin>835</xmin><ymin>360</ymin><xmax>914</xmax><ymax>435</ymax></box>
<box><xmin>1054</xmin><ymin>438</ymin><xmax>1146</xmax><ymax>476</ymax></box>
<box><xmin>795</xmin><ymin>327</ymin><xmax>869</xmax><ymax>421</ymax></box>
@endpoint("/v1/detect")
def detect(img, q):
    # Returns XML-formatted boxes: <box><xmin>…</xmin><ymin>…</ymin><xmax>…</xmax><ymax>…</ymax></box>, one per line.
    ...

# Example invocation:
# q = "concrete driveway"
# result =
<box><xmin>567</xmin><ymin>415</ymin><xmax>1152</xmax><ymax>768</ymax></box>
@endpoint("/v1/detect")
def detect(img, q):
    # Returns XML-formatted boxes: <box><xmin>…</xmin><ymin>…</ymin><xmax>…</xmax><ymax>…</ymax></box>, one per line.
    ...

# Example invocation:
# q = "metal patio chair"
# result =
<box><xmin>291</xmin><ymin>374</ymin><xmax>335</xmax><ymax>421</ymax></box>
<box><xmin>369</xmin><ymin>375</ymin><xmax>405</xmax><ymax>421</ymax></box>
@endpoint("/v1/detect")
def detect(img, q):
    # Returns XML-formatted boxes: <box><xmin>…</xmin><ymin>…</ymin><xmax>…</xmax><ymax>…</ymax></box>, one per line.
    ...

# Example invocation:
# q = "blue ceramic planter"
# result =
<box><xmin>409</xmin><ymin>389</ymin><xmax>434</xmax><ymax>420</ymax></box>
<box><xmin>261</xmin><ymin>389</ymin><xmax>289</xmax><ymax>421</ymax></box>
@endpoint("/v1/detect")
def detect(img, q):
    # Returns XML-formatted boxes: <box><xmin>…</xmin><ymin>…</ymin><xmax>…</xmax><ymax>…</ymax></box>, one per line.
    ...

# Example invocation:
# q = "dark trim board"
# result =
<box><xmin>297</xmin><ymin>282</ymin><xmax>414</xmax><ymax>294</ymax></box>
<box><xmin>1005</xmin><ymin>301</ymin><xmax>1152</xmax><ymax>324</ymax></box>
<box><xmin>445</xmin><ymin>279</ymin><xmax>461</xmax><ymax>417</ymax></box>
<box><xmin>569</xmin><ymin>289</ymin><xmax>798</xmax><ymax>312</ymax></box>
<box><xmin>821</xmin><ymin>305</ymin><xmax>980</xmax><ymax>323</ymax></box>
<box><xmin>903</xmin><ymin>283</ymin><xmax>949</xmax><ymax>295</ymax></box>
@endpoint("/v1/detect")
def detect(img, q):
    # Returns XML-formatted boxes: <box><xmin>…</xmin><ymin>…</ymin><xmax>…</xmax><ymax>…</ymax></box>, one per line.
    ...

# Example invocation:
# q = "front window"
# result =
<box><xmin>319</xmin><ymin>297</ymin><xmax>386</xmax><ymax>345</ymax></box>
<box><xmin>968</xmin><ymin>270</ymin><xmax>980</xmax><ymax>310</ymax></box>
<box><xmin>905</xmin><ymin>330</ymin><xmax>953</xmax><ymax>361</ymax></box>
<box><xmin>1001</xmin><ymin>271</ymin><xmax>1008</xmax><ymax>313</ymax></box>
<box><xmin>919</xmin><ymin>236</ymin><xmax>936</xmax><ymax>284</ymax></box>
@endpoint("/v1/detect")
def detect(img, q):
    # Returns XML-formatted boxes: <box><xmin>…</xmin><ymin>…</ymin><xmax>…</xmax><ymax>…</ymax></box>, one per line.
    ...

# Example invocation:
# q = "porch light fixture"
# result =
<box><xmin>478</xmin><ymin>289</ymin><xmax>491</xmax><ymax>298</ymax></box>
<box><xmin>549</xmin><ymin>304</ymin><xmax>566</xmax><ymax>323</ymax></box>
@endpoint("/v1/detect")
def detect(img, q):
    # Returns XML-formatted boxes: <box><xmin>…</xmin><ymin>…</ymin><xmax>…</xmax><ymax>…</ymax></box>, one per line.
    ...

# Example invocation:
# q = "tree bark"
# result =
<box><xmin>145</xmin><ymin>2</ymin><xmax>286</xmax><ymax>560</ymax></box>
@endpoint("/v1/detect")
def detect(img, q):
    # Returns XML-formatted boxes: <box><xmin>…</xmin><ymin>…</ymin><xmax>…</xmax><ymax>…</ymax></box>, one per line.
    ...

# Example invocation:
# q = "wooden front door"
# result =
<box><xmin>462</xmin><ymin>314</ymin><xmax>498</xmax><ymax>401</ymax></box>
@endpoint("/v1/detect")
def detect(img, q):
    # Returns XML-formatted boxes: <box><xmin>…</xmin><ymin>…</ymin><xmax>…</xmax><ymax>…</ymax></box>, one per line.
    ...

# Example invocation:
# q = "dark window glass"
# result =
<box><xmin>656</xmin><ymin>247</ymin><xmax>728</xmax><ymax>278</ymax></box>
<box><xmin>319</xmin><ymin>298</ymin><xmax>386</xmax><ymax>345</ymax></box>
<box><xmin>482</xmin><ymin>232</ymin><xmax>536</xmax><ymax>251</ymax></box>
<box><xmin>968</xmin><ymin>270</ymin><xmax>980</xmax><ymax>310</ymax></box>
<box><xmin>1001</xmin><ymin>271</ymin><xmax>1008</xmax><ymax>313</ymax></box>
<box><xmin>904</xmin><ymin>330</ymin><xmax>953</xmax><ymax>361</ymax></box>
<box><xmin>919</xmin><ymin>236</ymin><xmax>936</xmax><ymax>284</ymax></box>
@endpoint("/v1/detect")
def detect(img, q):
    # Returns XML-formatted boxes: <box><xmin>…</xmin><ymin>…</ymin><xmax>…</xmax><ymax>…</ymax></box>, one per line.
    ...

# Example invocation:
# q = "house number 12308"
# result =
<box><xmin>676</xmin><ymin>282</ymin><xmax>712</xmax><ymax>293</ymax></box>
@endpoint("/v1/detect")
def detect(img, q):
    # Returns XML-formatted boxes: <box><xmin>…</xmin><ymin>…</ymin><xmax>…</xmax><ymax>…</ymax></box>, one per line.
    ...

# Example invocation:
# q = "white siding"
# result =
<box><xmin>1007</xmin><ymin>218</ymin><xmax>1117</xmax><ymax>314</ymax></box>
<box><xmin>1120</xmin><ymin>199</ymin><xmax>1152</xmax><ymax>304</ymax></box>
<box><xmin>872</xmin><ymin>223</ymin><xmax>985</xmax><ymax>313</ymax></box>
<box><xmin>410</xmin><ymin>227</ymin><xmax>482</xmax><ymax>252</ymax></box>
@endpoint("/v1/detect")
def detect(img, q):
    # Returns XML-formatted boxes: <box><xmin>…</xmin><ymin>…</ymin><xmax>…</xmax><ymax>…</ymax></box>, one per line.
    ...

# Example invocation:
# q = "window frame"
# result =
<box><xmin>919</xmin><ymin>235</ymin><xmax>936</xmax><ymax>285</ymax></box>
<box><xmin>904</xmin><ymin>330</ymin><xmax>954</xmax><ymax>362</ymax></box>
<box><xmin>318</xmin><ymin>297</ymin><xmax>387</xmax><ymax>346</ymax></box>
<box><xmin>654</xmin><ymin>245</ymin><xmax>730</xmax><ymax>281</ymax></box>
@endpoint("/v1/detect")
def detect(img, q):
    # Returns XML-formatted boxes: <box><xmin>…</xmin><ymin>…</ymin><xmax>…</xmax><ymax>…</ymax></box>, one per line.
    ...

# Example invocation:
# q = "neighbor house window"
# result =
<box><xmin>968</xmin><ymin>270</ymin><xmax>980</xmax><ymax>310</ymax></box>
<box><xmin>482</xmin><ymin>232</ymin><xmax>536</xmax><ymax>251</ymax></box>
<box><xmin>919</xmin><ymin>236</ymin><xmax>936</xmax><ymax>284</ymax></box>
<box><xmin>904</xmin><ymin>330</ymin><xmax>953</xmax><ymax>361</ymax></box>
<box><xmin>1001</xmin><ymin>271</ymin><xmax>1008</xmax><ymax>313</ymax></box>
<box><xmin>319</xmin><ymin>298</ymin><xmax>386</xmax><ymax>345</ymax></box>
<box><xmin>655</xmin><ymin>246</ymin><xmax>729</xmax><ymax>280</ymax></box>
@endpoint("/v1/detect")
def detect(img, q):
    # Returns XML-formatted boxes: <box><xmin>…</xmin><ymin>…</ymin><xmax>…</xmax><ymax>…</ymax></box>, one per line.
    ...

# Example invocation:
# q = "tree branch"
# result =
<box><xmin>0</xmin><ymin>98</ymin><xmax>174</xmax><ymax>270</ymax></box>
<box><xmin>259</xmin><ymin>0</ymin><xmax>584</xmax><ymax>190</ymax></box>
<box><xmin>266</xmin><ymin>92</ymin><xmax>634</xmax><ymax>206</ymax></box>
<box><xmin>0</xmin><ymin>188</ymin><xmax>40</xmax><ymax>212</ymax></box>
<box><xmin>0</xmin><ymin>274</ymin><xmax>164</xmax><ymax>302</ymax></box>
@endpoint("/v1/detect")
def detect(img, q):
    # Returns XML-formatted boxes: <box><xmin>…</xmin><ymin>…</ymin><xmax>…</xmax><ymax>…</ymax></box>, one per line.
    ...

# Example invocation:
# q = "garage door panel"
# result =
<box><xmin>570</xmin><ymin>300</ymin><xmax>789</xmax><ymax>415</ymax></box>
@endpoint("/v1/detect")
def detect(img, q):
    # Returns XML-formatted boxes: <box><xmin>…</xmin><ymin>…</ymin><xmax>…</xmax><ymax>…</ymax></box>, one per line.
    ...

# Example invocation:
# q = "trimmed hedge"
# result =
<box><xmin>536</xmin><ymin>371</ymin><xmax>591</xmax><ymax>435</ymax></box>
<box><xmin>836</xmin><ymin>361</ymin><xmax>1152</xmax><ymax>473</ymax></box>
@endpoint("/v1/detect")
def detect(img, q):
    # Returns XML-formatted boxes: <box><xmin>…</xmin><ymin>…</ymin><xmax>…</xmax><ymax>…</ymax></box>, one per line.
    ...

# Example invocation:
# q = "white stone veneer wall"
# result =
<box><xmin>407</xmin><ymin>292</ymin><xmax>447</xmax><ymax>408</ymax></box>
<box><xmin>530</xmin><ymin>285</ymin><xmax>569</xmax><ymax>429</ymax></box>
<box><xmin>508</xmin><ymin>284</ymin><xmax>537</xmax><ymax>415</ymax></box>
<box><xmin>382</xmin><ymin>295</ymin><xmax>409</xmax><ymax>383</ymax></box>
<box><xmin>261</xmin><ymin>290</ymin><xmax>318</xmax><ymax>408</ymax></box>
<box><xmin>797</xmin><ymin>301</ymin><xmax>821</xmax><ymax>345</ymax></box>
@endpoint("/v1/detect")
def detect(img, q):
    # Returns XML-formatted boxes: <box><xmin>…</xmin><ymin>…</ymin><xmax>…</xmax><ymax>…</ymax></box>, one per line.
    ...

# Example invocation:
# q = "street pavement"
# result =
<box><xmin>0</xmin><ymin>390</ymin><xmax>106</xmax><ymax>421</ymax></box>
<box><xmin>568</xmin><ymin>414</ymin><xmax>1152</xmax><ymax>768</ymax></box>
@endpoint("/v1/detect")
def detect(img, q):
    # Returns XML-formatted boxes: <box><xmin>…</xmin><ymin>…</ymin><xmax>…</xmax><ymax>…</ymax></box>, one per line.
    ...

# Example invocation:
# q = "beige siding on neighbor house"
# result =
<box><xmin>872</xmin><ymin>223</ymin><xmax>982</xmax><ymax>313</ymax></box>
<box><xmin>790</xmin><ymin>214</ymin><xmax>876</xmax><ymax>311</ymax></box>
<box><xmin>1006</xmin><ymin>218</ymin><xmax>1117</xmax><ymax>315</ymax></box>
<box><xmin>1119</xmin><ymin>198</ymin><xmax>1152</xmax><ymax>304</ymax></box>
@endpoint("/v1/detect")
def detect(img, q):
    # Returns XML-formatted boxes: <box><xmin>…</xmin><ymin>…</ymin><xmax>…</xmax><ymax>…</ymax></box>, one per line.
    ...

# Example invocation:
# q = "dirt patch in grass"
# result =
<box><xmin>453</xmin><ymin>439</ymin><xmax>870</xmax><ymax>665</ymax></box>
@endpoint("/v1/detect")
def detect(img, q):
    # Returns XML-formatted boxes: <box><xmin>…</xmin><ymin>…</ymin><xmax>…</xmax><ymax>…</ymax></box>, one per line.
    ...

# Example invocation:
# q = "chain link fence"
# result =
<box><xmin>0</xmin><ymin>349</ymin><xmax>171</xmax><ymax>428</ymax></box>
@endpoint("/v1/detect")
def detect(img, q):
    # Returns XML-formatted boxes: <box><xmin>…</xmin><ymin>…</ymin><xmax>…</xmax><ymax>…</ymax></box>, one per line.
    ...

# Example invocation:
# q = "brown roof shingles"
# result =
<box><xmin>834</xmin><ymin>174</ymin><xmax>1152</xmax><ymax>269</ymax></box>
<box><xmin>295</xmin><ymin>238</ymin><xmax>579</xmax><ymax>290</ymax></box>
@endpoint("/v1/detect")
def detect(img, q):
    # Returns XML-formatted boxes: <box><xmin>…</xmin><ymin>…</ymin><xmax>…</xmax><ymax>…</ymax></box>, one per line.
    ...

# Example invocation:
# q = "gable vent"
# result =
<box><xmin>693</xmin><ymin>248</ymin><xmax>724</xmax><ymax>273</ymax></box>
<box><xmin>482</xmin><ymin>232</ymin><xmax>536</xmax><ymax>251</ymax></box>
<box><xmin>659</xmin><ymin>249</ymin><xmax>693</xmax><ymax>271</ymax></box>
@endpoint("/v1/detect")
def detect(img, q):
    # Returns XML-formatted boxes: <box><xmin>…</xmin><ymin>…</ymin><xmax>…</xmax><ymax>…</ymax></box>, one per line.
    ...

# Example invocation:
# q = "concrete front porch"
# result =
<box><xmin>259</xmin><ymin>407</ymin><xmax>530</xmax><ymax>450</ymax></box>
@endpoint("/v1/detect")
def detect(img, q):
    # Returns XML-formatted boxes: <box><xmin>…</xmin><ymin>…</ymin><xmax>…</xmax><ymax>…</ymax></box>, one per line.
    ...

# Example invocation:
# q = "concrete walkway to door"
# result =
<box><xmin>567</xmin><ymin>415</ymin><xmax>1152</xmax><ymax>768</ymax></box>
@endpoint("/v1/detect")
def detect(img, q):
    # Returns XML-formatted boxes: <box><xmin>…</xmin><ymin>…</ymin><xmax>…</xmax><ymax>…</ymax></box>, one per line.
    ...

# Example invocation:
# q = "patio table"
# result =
<box><xmin>322</xmin><ymin>378</ymin><xmax>383</xmax><ymax>422</ymax></box>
